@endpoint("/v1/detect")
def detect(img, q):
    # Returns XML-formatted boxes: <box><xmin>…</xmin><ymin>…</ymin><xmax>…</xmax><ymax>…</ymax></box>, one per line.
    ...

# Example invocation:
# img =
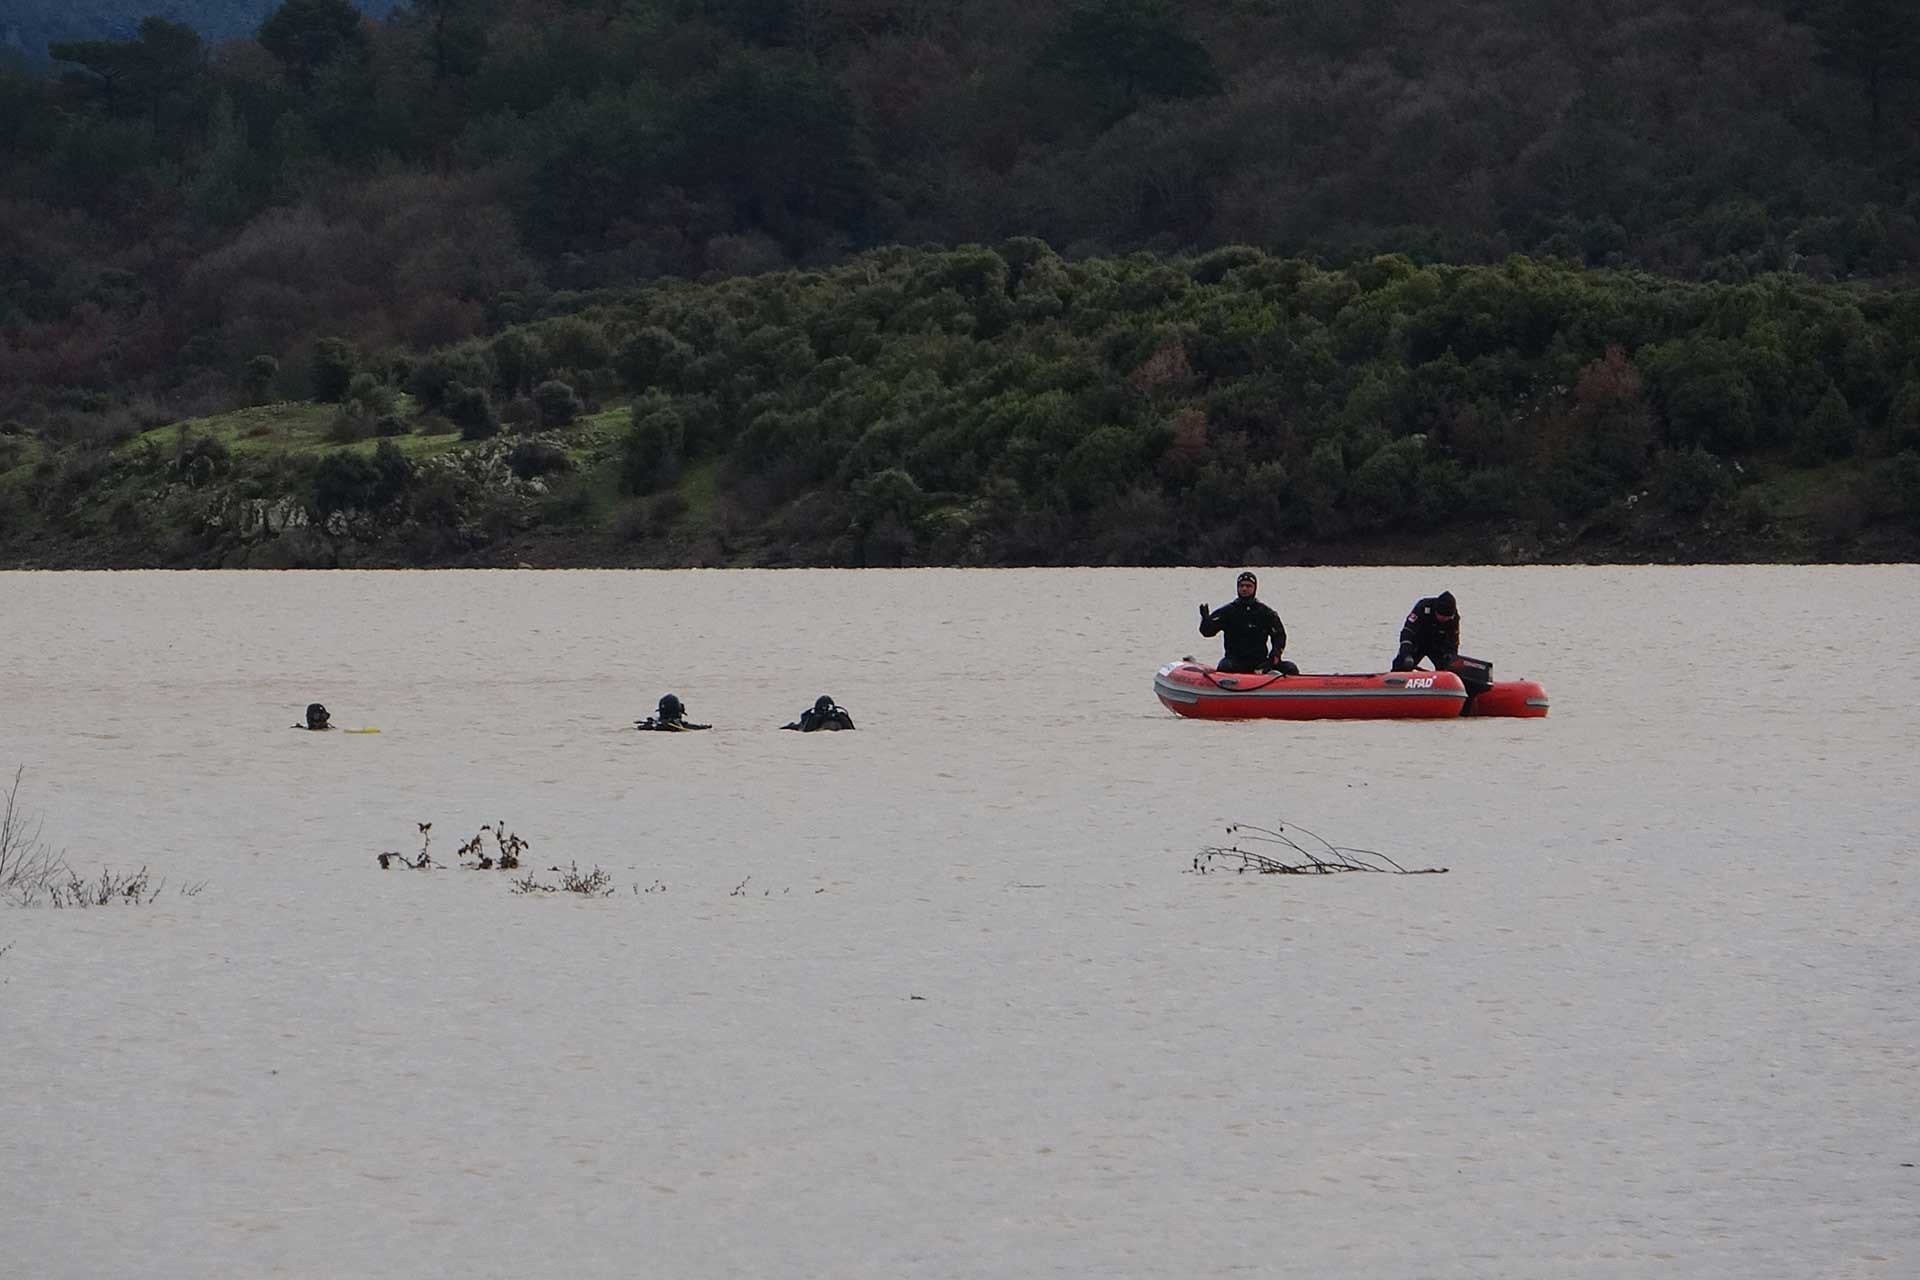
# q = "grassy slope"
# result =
<box><xmin>99</xmin><ymin>401</ymin><xmax>1890</xmax><ymax>566</ymax></box>
<box><xmin>120</xmin><ymin>401</ymin><xmax>465</xmax><ymax>460</ymax></box>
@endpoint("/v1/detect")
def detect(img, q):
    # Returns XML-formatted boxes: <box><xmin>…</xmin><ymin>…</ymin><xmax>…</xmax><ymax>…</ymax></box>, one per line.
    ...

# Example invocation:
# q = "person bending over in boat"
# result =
<box><xmin>1199</xmin><ymin>572</ymin><xmax>1298</xmax><ymax>675</ymax></box>
<box><xmin>636</xmin><ymin>693</ymin><xmax>710</xmax><ymax>732</ymax></box>
<box><xmin>782</xmin><ymin>695</ymin><xmax>855</xmax><ymax>732</ymax></box>
<box><xmin>293</xmin><ymin>702</ymin><xmax>333</xmax><ymax>731</ymax></box>
<box><xmin>1391</xmin><ymin>591</ymin><xmax>1460</xmax><ymax>672</ymax></box>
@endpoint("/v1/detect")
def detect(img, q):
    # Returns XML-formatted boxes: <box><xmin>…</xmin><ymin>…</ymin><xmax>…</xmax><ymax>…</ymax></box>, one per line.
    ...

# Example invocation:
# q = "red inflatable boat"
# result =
<box><xmin>1154</xmin><ymin>661</ymin><xmax>1549</xmax><ymax>721</ymax></box>
<box><xmin>1460</xmin><ymin>677</ymin><xmax>1552</xmax><ymax>718</ymax></box>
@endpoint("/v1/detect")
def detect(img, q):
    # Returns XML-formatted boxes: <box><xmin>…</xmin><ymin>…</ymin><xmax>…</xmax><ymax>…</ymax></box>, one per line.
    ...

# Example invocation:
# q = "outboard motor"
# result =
<box><xmin>1444</xmin><ymin>655</ymin><xmax>1493</xmax><ymax>697</ymax></box>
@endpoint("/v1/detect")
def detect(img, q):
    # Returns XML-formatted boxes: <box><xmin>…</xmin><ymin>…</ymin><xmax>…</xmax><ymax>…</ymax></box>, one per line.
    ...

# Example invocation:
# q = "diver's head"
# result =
<box><xmin>1236</xmin><ymin>571</ymin><xmax>1257</xmax><ymax>597</ymax></box>
<box><xmin>305</xmin><ymin>702</ymin><xmax>330</xmax><ymax>730</ymax></box>
<box><xmin>1435</xmin><ymin>591</ymin><xmax>1456</xmax><ymax>620</ymax></box>
<box><xmin>814</xmin><ymin>695</ymin><xmax>835</xmax><ymax>716</ymax></box>
<box><xmin>657</xmin><ymin>694</ymin><xmax>685</xmax><ymax>721</ymax></box>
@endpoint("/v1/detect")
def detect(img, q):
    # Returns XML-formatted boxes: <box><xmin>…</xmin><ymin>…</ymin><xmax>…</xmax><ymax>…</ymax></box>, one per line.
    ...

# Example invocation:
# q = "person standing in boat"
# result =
<box><xmin>1199</xmin><ymin>572</ymin><xmax>1297</xmax><ymax>674</ymax></box>
<box><xmin>1391</xmin><ymin>591</ymin><xmax>1460</xmax><ymax>672</ymax></box>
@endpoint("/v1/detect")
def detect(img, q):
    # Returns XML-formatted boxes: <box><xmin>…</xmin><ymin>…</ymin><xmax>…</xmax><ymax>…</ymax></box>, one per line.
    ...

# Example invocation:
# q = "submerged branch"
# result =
<box><xmin>1193</xmin><ymin>819</ymin><xmax>1447</xmax><ymax>875</ymax></box>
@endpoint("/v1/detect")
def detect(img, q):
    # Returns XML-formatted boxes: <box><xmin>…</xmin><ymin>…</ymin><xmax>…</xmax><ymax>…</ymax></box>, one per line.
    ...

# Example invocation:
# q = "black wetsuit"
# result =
<box><xmin>783</xmin><ymin>707</ymin><xmax>855</xmax><ymax>732</ymax></box>
<box><xmin>1201</xmin><ymin>597</ymin><xmax>1289</xmax><ymax>674</ymax></box>
<box><xmin>1393</xmin><ymin>598</ymin><xmax>1461</xmax><ymax>671</ymax></box>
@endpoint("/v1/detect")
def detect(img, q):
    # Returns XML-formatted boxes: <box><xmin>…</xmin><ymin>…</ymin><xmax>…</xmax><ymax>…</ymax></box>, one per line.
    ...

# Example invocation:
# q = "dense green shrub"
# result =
<box><xmin>539</xmin><ymin>318</ymin><xmax>612</xmax><ymax>372</ymax></box>
<box><xmin>1058</xmin><ymin>425</ymin><xmax>1155</xmax><ymax>510</ymax></box>
<box><xmin>1346</xmin><ymin>437</ymin><xmax>1425</xmax><ymax>529</ymax></box>
<box><xmin>1885</xmin><ymin>452</ymin><xmax>1920</xmax><ymax>529</ymax></box>
<box><xmin>326</xmin><ymin>408</ymin><xmax>377</xmax><ymax>444</ymax></box>
<box><xmin>171</xmin><ymin>429</ymin><xmax>232</xmax><ymax>487</ymax></box>
<box><xmin>445</xmin><ymin>383</ymin><xmax>499</xmax><ymax>441</ymax></box>
<box><xmin>243</xmin><ymin>355</ymin><xmax>280</xmax><ymax>402</ymax></box>
<box><xmin>1642</xmin><ymin>336</ymin><xmax>1771</xmax><ymax>454</ymax></box>
<box><xmin>345</xmin><ymin>372</ymin><xmax>396</xmax><ymax>418</ymax></box>
<box><xmin>310</xmin><ymin>338</ymin><xmax>358</xmax><ymax>405</ymax></box>
<box><xmin>851</xmin><ymin>467</ymin><xmax>927</xmax><ymax>528</ymax></box>
<box><xmin>1793</xmin><ymin>386</ymin><xmax>1856</xmax><ymax>466</ymax></box>
<box><xmin>532</xmin><ymin>380</ymin><xmax>583</xmax><ymax>427</ymax></box>
<box><xmin>1885</xmin><ymin>380</ymin><xmax>1920</xmax><ymax>454</ymax></box>
<box><xmin>537</xmin><ymin>476</ymin><xmax>594</xmax><ymax>525</ymax></box>
<box><xmin>313</xmin><ymin>447</ymin><xmax>392</xmax><ymax>516</ymax></box>
<box><xmin>621</xmin><ymin>398</ymin><xmax>684</xmax><ymax>493</ymax></box>
<box><xmin>408</xmin><ymin>346</ymin><xmax>496</xmax><ymax>412</ymax></box>
<box><xmin>506</xmin><ymin>440</ymin><xmax>573</xmax><ymax>480</ymax></box>
<box><xmin>1650</xmin><ymin>448</ymin><xmax>1734</xmax><ymax>517</ymax></box>
<box><xmin>490</xmin><ymin>331</ymin><xmax>548</xmax><ymax>395</ymax></box>
<box><xmin>616</xmin><ymin>327</ymin><xmax>695</xmax><ymax>393</ymax></box>
<box><xmin>1190</xmin><ymin>245</ymin><xmax>1266</xmax><ymax>286</ymax></box>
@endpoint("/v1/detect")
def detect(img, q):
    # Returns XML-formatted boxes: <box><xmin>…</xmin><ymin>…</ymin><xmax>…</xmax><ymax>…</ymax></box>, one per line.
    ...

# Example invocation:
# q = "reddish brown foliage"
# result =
<box><xmin>1128</xmin><ymin>341</ymin><xmax>1195</xmax><ymax>395</ymax></box>
<box><xmin>1170</xmin><ymin>405</ymin><xmax>1208</xmax><ymax>456</ymax></box>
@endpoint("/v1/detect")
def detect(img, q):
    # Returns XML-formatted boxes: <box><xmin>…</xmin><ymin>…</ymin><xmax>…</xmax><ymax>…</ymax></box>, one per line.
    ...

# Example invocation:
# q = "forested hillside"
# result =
<box><xmin>0</xmin><ymin>1</ymin><xmax>400</xmax><ymax>66</ymax></box>
<box><xmin>2</xmin><ymin>1</ymin><xmax>1918</xmax><ymax>565</ymax></box>
<box><xmin>6</xmin><ymin>245</ymin><xmax>1918</xmax><ymax>568</ymax></box>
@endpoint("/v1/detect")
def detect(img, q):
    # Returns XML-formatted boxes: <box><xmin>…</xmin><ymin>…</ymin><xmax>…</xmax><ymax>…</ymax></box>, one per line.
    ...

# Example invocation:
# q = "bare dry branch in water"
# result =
<box><xmin>1194</xmin><ymin>821</ymin><xmax>1448</xmax><ymax>876</ymax></box>
<box><xmin>2</xmin><ymin>767</ymin><xmax>68</xmax><ymax>899</ymax></box>
<box><xmin>3</xmin><ymin>769</ymin><xmax>203</xmax><ymax>907</ymax></box>
<box><xmin>511</xmin><ymin>862</ymin><xmax>612</xmax><ymax>897</ymax></box>
<box><xmin>44</xmin><ymin>867</ymin><xmax>196</xmax><ymax>908</ymax></box>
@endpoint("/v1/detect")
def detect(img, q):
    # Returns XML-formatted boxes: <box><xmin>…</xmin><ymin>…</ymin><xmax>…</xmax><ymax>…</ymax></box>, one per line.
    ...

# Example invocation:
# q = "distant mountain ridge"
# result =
<box><xmin>2</xmin><ymin>0</ymin><xmax>400</xmax><ymax>66</ymax></box>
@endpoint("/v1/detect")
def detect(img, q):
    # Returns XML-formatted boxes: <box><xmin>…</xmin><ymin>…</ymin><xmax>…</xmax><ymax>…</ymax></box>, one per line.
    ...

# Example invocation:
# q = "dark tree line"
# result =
<box><xmin>2</xmin><ymin>0</ymin><xmax>1920</xmax><ymax>452</ymax></box>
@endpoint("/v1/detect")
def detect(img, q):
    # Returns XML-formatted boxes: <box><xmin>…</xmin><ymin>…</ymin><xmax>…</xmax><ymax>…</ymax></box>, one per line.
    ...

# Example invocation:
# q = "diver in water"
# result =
<box><xmin>1391</xmin><ymin>591</ymin><xmax>1460</xmax><ymax>672</ymax></box>
<box><xmin>636</xmin><ymin>693</ymin><xmax>710</xmax><ymax>732</ymax></box>
<box><xmin>293</xmin><ymin>702</ymin><xmax>333</xmax><ymax>731</ymax></box>
<box><xmin>782</xmin><ymin>695</ymin><xmax>855</xmax><ymax>732</ymax></box>
<box><xmin>1199</xmin><ymin>571</ymin><xmax>1298</xmax><ymax>674</ymax></box>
